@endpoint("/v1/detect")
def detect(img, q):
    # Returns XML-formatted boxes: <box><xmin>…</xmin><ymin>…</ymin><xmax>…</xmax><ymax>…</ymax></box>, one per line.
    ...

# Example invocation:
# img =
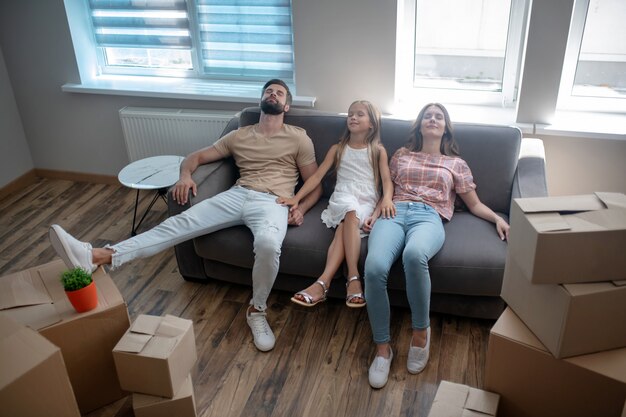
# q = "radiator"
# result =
<box><xmin>119</xmin><ymin>107</ymin><xmax>237</xmax><ymax>162</ymax></box>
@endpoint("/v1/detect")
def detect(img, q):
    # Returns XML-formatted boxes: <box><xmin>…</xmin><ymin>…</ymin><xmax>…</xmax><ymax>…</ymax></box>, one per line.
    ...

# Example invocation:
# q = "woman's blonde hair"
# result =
<box><xmin>334</xmin><ymin>100</ymin><xmax>383</xmax><ymax>189</ymax></box>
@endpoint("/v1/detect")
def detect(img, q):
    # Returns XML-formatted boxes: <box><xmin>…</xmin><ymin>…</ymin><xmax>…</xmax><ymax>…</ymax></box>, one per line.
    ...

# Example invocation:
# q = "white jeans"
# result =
<box><xmin>108</xmin><ymin>186</ymin><xmax>289</xmax><ymax>311</ymax></box>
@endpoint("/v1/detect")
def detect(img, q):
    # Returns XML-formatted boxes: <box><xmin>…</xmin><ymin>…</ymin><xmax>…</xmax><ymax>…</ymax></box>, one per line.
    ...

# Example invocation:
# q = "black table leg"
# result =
<box><xmin>131</xmin><ymin>187</ymin><xmax>168</xmax><ymax>236</ymax></box>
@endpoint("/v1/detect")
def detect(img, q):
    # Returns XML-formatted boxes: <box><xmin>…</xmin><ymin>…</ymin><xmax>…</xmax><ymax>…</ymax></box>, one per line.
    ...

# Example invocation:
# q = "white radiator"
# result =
<box><xmin>119</xmin><ymin>107</ymin><xmax>237</xmax><ymax>162</ymax></box>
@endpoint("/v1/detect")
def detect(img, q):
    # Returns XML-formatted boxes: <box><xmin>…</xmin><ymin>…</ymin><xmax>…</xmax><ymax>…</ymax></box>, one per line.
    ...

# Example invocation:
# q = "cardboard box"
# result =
<box><xmin>508</xmin><ymin>192</ymin><xmax>626</xmax><ymax>284</ymax></box>
<box><xmin>427</xmin><ymin>380</ymin><xmax>499</xmax><ymax>417</ymax></box>
<box><xmin>113</xmin><ymin>314</ymin><xmax>197</xmax><ymax>398</ymax></box>
<box><xmin>133</xmin><ymin>374</ymin><xmax>197</xmax><ymax>417</ymax></box>
<box><xmin>0</xmin><ymin>260</ymin><xmax>130</xmax><ymax>414</ymax></box>
<box><xmin>0</xmin><ymin>314</ymin><xmax>81</xmax><ymax>417</ymax></box>
<box><xmin>502</xmin><ymin>254</ymin><xmax>626</xmax><ymax>358</ymax></box>
<box><xmin>485</xmin><ymin>308</ymin><xmax>626</xmax><ymax>417</ymax></box>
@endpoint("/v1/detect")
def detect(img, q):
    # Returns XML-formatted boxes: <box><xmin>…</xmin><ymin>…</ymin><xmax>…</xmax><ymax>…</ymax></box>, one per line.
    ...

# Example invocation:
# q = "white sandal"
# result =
<box><xmin>346</xmin><ymin>276</ymin><xmax>366</xmax><ymax>308</ymax></box>
<box><xmin>291</xmin><ymin>280</ymin><xmax>328</xmax><ymax>307</ymax></box>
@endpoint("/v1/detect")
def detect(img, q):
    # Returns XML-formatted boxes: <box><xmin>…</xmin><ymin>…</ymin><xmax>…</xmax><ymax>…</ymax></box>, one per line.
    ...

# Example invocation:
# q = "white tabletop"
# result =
<box><xmin>118</xmin><ymin>155</ymin><xmax>184</xmax><ymax>190</ymax></box>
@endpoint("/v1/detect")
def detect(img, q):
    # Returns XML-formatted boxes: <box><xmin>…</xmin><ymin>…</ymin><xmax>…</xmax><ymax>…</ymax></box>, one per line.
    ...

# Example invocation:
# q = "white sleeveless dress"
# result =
<box><xmin>321</xmin><ymin>145</ymin><xmax>379</xmax><ymax>233</ymax></box>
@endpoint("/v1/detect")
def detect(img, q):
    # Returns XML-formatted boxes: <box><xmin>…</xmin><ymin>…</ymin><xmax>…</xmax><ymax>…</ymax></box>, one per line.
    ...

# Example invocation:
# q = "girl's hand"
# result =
<box><xmin>363</xmin><ymin>216</ymin><xmax>376</xmax><ymax>233</ymax></box>
<box><xmin>495</xmin><ymin>216</ymin><xmax>510</xmax><ymax>241</ymax></box>
<box><xmin>379</xmin><ymin>199</ymin><xmax>396</xmax><ymax>219</ymax></box>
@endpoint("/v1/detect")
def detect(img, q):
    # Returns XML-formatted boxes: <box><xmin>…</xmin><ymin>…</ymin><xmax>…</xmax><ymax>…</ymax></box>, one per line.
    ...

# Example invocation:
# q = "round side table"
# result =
<box><xmin>118</xmin><ymin>155</ymin><xmax>184</xmax><ymax>236</ymax></box>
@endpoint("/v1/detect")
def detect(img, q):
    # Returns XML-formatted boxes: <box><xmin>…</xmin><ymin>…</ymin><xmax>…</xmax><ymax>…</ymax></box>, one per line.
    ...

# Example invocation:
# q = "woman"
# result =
<box><xmin>364</xmin><ymin>103</ymin><xmax>509</xmax><ymax>388</ymax></box>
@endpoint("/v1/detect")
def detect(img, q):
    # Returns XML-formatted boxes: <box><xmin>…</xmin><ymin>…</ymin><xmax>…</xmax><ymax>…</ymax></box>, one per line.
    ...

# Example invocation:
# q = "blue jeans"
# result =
<box><xmin>109</xmin><ymin>186</ymin><xmax>289</xmax><ymax>311</ymax></box>
<box><xmin>364</xmin><ymin>202</ymin><xmax>445</xmax><ymax>344</ymax></box>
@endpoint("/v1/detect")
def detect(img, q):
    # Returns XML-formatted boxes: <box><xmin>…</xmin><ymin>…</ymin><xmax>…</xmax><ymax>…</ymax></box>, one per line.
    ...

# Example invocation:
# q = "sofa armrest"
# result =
<box><xmin>511</xmin><ymin>138</ymin><xmax>548</xmax><ymax>201</ymax></box>
<box><xmin>167</xmin><ymin>159</ymin><xmax>239</xmax><ymax>216</ymax></box>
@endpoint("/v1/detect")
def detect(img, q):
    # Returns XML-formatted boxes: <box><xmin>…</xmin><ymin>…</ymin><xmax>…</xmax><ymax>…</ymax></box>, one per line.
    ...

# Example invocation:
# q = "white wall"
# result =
<box><xmin>0</xmin><ymin>45</ymin><xmax>33</xmax><ymax>188</ymax></box>
<box><xmin>0</xmin><ymin>0</ymin><xmax>624</xmax><ymax>196</ymax></box>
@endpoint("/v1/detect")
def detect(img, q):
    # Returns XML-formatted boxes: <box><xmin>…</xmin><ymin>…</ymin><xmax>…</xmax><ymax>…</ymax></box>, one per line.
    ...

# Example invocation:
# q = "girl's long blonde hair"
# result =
<box><xmin>333</xmin><ymin>100</ymin><xmax>383</xmax><ymax>189</ymax></box>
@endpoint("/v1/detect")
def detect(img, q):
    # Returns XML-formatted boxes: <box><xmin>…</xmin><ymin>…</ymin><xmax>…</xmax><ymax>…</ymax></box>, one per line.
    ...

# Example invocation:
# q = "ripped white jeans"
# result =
<box><xmin>108</xmin><ymin>186</ymin><xmax>289</xmax><ymax>311</ymax></box>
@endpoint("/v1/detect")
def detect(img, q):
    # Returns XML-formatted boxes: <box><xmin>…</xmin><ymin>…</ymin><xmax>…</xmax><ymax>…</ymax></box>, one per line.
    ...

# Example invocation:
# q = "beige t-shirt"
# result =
<box><xmin>213</xmin><ymin>124</ymin><xmax>316</xmax><ymax>198</ymax></box>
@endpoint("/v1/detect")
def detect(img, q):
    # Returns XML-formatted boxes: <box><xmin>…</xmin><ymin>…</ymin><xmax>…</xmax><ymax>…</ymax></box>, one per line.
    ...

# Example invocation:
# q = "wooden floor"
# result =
<box><xmin>0</xmin><ymin>178</ymin><xmax>495</xmax><ymax>417</ymax></box>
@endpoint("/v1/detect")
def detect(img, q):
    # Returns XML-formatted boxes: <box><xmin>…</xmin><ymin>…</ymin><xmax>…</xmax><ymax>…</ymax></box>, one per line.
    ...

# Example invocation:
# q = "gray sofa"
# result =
<box><xmin>168</xmin><ymin>107</ymin><xmax>548</xmax><ymax>319</ymax></box>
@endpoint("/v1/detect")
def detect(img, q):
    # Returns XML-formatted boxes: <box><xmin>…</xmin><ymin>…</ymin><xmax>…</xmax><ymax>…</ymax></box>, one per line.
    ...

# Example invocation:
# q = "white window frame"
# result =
<box><xmin>557</xmin><ymin>0</ymin><xmax>626</xmax><ymax>113</ymax></box>
<box><xmin>61</xmin><ymin>0</ymin><xmax>317</xmax><ymax>106</ymax></box>
<box><xmin>395</xmin><ymin>0</ymin><xmax>529</xmax><ymax>108</ymax></box>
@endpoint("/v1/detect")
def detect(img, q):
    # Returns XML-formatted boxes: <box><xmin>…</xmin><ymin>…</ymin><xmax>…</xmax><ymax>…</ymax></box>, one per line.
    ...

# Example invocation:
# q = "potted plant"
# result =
<box><xmin>60</xmin><ymin>267</ymin><xmax>98</xmax><ymax>313</ymax></box>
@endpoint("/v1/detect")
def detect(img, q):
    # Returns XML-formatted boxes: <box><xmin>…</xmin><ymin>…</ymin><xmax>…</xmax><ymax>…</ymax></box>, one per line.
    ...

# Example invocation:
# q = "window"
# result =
<box><xmin>558</xmin><ymin>0</ymin><xmax>626</xmax><ymax>112</ymax></box>
<box><xmin>395</xmin><ymin>0</ymin><xmax>528</xmax><ymax>107</ymax></box>
<box><xmin>71</xmin><ymin>0</ymin><xmax>295</xmax><ymax>84</ymax></box>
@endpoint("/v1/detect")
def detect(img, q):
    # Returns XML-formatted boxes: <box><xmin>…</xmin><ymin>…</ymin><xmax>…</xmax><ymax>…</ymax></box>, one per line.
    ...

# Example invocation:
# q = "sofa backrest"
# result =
<box><xmin>237</xmin><ymin>107</ymin><xmax>521</xmax><ymax>215</ymax></box>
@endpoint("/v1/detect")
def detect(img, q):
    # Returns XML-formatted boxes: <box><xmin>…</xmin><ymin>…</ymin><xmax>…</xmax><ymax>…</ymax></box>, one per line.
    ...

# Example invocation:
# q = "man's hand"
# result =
<box><xmin>172</xmin><ymin>175</ymin><xmax>197</xmax><ymax>205</ymax></box>
<box><xmin>276</xmin><ymin>196</ymin><xmax>299</xmax><ymax>210</ymax></box>
<box><xmin>287</xmin><ymin>206</ymin><xmax>304</xmax><ymax>226</ymax></box>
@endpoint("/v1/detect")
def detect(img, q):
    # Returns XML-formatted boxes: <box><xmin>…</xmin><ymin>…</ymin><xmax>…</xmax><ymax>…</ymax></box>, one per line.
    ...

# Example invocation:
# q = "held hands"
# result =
<box><xmin>495</xmin><ymin>216</ymin><xmax>510</xmax><ymax>241</ymax></box>
<box><xmin>276</xmin><ymin>197</ymin><xmax>304</xmax><ymax>226</ymax></box>
<box><xmin>363</xmin><ymin>199</ymin><xmax>396</xmax><ymax>233</ymax></box>
<box><xmin>172</xmin><ymin>175</ymin><xmax>197</xmax><ymax>205</ymax></box>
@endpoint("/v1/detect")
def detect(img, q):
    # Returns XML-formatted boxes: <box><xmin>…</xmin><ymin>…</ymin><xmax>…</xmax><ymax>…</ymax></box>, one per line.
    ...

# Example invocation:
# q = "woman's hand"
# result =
<box><xmin>495</xmin><ymin>216</ymin><xmax>510</xmax><ymax>241</ymax></box>
<box><xmin>172</xmin><ymin>175</ymin><xmax>197</xmax><ymax>205</ymax></box>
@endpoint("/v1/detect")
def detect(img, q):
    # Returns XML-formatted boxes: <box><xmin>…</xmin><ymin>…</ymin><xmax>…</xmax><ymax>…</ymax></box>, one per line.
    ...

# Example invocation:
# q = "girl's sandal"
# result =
<box><xmin>346</xmin><ymin>276</ymin><xmax>366</xmax><ymax>308</ymax></box>
<box><xmin>291</xmin><ymin>280</ymin><xmax>328</xmax><ymax>307</ymax></box>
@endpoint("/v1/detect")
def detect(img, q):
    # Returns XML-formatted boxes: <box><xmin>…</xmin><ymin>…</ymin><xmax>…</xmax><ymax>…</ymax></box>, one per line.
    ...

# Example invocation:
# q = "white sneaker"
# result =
<box><xmin>246</xmin><ymin>309</ymin><xmax>275</xmax><ymax>352</ymax></box>
<box><xmin>407</xmin><ymin>327</ymin><xmax>430</xmax><ymax>374</ymax></box>
<box><xmin>368</xmin><ymin>348</ymin><xmax>393</xmax><ymax>389</ymax></box>
<box><xmin>49</xmin><ymin>224</ymin><xmax>96</xmax><ymax>273</ymax></box>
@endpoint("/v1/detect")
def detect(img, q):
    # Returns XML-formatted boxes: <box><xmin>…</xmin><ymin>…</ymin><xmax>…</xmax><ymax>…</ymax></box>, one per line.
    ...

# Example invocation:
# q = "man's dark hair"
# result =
<box><xmin>262</xmin><ymin>79</ymin><xmax>293</xmax><ymax>106</ymax></box>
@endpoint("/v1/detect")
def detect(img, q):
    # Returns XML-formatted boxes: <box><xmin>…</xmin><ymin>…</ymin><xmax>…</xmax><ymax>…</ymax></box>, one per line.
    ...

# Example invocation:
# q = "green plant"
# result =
<box><xmin>60</xmin><ymin>267</ymin><xmax>93</xmax><ymax>291</ymax></box>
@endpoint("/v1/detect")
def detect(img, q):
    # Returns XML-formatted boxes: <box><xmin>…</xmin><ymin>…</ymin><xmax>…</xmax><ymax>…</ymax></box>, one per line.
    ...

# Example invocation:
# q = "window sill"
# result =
<box><xmin>391</xmin><ymin>103</ymin><xmax>626</xmax><ymax>141</ymax></box>
<box><xmin>62</xmin><ymin>76</ymin><xmax>317</xmax><ymax>108</ymax></box>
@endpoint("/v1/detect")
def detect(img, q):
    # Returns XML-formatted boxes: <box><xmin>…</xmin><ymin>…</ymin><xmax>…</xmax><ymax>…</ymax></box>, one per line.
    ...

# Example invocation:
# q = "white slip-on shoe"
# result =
<box><xmin>49</xmin><ymin>224</ymin><xmax>96</xmax><ymax>273</ymax></box>
<box><xmin>246</xmin><ymin>309</ymin><xmax>275</xmax><ymax>352</ymax></box>
<box><xmin>407</xmin><ymin>327</ymin><xmax>431</xmax><ymax>374</ymax></box>
<box><xmin>368</xmin><ymin>348</ymin><xmax>393</xmax><ymax>389</ymax></box>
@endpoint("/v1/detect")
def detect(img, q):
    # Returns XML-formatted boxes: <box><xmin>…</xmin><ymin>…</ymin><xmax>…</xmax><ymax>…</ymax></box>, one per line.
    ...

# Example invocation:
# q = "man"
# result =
<box><xmin>49</xmin><ymin>79</ymin><xmax>322</xmax><ymax>351</ymax></box>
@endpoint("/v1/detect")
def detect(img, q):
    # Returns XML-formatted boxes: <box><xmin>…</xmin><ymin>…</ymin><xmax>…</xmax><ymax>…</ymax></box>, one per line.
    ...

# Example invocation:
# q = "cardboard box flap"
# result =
<box><xmin>572</xmin><ymin>208</ymin><xmax>626</xmax><ymax>230</ymax></box>
<box><xmin>515</xmin><ymin>194</ymin><xmax>606</xmax><ymax>214</ymax></box>
<box><xmin>115</xmin><ymin>332</ymin><xmax>153</xmax><ymax>353</ymax></box>
<box><xmin>130</xmin><ymin>314</ymin><xmax>162</xmax><ymax>335</ymax></box>
<box><xmin>157</xmin><ymin>314</ymin><xmax>190</xmax><ymax>337</ymax></box>
<box><xmin>0</xmin><ymin>269</ymin><xmax>53</xmax><ymax>310</ymax></box>
<box><xmin>117</xmin><ymin>314</ymin><xmax>191</xmax><ymax>357</ymax></box>
<box><xmin>595</xmin><ymin>192</ymin><xmax>626</xmax><ymax>210</ymax></box>
<box><xmin>1</xmin><ymin>303</ymin><xmax>61</xmax><ymax>330</ymax></box>
<box><xmin>434</xmin><ymin>381</ymin><xmax>469</xmax><ymax>408</ymax></box>
<box><xmin>529</xmin><ymin>212</ymin><xmax>571</xmax><ymax>232</ymax></box>
<box><xmin>428</xmin><ymin>402</ymin><xmax>463</xmax><ymax>417</ymax></box>
<box><xmin>466</xmin><ymin>387</ymin><xmax>499</xmax><ymax>415</ymax></box>
<box><xmin>562</xmin><ymin>280</ymin><xmax>625</xmax><ymax>296</ymax></box>
<box><xmin>613</xmin><ymin>280</ymin><xmax>626</xmax><ymax>287</ymax></box>
<box><xmin>142</xmin><ymin>335</ymin><xmax>179</xmax><ymax>359</ymax></box>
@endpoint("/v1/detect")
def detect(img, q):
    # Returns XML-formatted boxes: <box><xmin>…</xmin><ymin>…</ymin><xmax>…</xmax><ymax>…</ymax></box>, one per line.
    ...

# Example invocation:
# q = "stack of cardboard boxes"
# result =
<box><xmin>485</xmin><ymin>193</ymin><xmax>626</xmax><ymax>417</ymax></box>
<box><xmin>113</xmin><ymin>313</ymin><xmax>198</xmax><ymax>417</ymax></box>
<box><xmin>0</xmin><ymin>260</ymin><xmax>130</xmax><ymax>414</ymax></box>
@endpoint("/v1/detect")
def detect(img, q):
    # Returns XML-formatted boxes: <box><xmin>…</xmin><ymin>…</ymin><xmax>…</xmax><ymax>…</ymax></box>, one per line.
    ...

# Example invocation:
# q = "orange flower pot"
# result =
<box><xmin>65</xmin><ymin>281</ymin><xmax>98</xmax><ymax>313</ymax></box>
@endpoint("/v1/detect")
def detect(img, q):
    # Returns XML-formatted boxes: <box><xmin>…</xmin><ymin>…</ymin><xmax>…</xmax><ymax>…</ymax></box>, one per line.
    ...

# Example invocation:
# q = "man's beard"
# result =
<box><xmin>260</xmin><ymin>98</ymin><xmax>285</xmax><ymax>115</ymax></box>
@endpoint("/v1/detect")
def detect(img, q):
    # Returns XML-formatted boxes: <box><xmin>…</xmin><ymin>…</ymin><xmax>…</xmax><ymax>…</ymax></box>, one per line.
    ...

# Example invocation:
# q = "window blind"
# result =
<box><xmin>89</xmin><ymin>0</ymin><xmax>192</xmax><ymax>49</ymax></box>
<box><xmin>195</xmin><ymin>0</ymin><xmax>295</xmax><ymax>82</ymax></box>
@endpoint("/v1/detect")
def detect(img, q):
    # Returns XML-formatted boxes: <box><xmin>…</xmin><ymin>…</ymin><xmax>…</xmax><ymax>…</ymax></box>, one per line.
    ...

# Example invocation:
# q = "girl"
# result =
<box><xmin>365</xmin><ymin>103</ymin><xmax>509</xmax><ymax>388</ymax></box>
<box><xmin>277</xmin><ymin>100</ymin><xmax>395</xmax><ymax>308</ymax></box>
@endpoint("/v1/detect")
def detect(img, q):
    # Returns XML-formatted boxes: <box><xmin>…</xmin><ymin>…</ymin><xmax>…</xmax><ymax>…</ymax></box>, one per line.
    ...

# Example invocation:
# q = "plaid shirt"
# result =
<box><xmin>390</xmin><ymin>148</ymin><xmax>476</xmax><ymax>220</ymax></box>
